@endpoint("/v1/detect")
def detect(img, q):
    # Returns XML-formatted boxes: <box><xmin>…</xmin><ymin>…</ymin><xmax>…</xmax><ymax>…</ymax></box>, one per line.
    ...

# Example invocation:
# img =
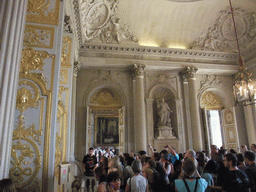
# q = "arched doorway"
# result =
<box><xmin>200</xmin><ymin>91</ymin><xmax>240</xmax><ymax>156</ymax></box>
<box><xmin>85</xmin><ymin>88</ymin><xmax>125</xmax><ymax>154</ymax></box>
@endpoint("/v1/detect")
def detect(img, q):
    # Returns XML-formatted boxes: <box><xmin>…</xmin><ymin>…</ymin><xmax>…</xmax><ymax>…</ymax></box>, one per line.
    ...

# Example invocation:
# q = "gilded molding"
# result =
<box><xmin>61</xmin><ymin>36</ymin><xmax>72</xmax><ymax>67</ymax></box>
<box><xmin>60</xmin><ymin>69</ymin><xmax>69</xmax><ymax>84</ymax></box>
<box><xmin>119</xmin><ymin>108</ymin><xmax>123</xmax><ymax>126</ymax></box>
<box><xmin>26</xmin><ymin>0</ymin><xmax>60</xmax><ymax>25</ymax></box>
<box><xmin>23</xmin><ymin>24</ymin><xmax>55</xmax><ymax>48</ymax></box>
<box><xmin>200</xmin><ymin>91</ymin><xmax>223</xmax><ymax>110</ymax></box>
<box><xmin>133</xmin><ymin>64</ymin><xmax>145</xmax><ymax>76</ymax></box>
<box><xmin>90</xmin><ymin>89</ymin><xmax>121</xmax><ymax>106</ymax></box>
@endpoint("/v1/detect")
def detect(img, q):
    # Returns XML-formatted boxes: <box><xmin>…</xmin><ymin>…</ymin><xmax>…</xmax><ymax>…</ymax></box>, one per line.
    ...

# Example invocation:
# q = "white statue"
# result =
<box><xmin>157</xmin><ymin>98</ymin><xmax>172</xmax><ymax>127</ymax></box>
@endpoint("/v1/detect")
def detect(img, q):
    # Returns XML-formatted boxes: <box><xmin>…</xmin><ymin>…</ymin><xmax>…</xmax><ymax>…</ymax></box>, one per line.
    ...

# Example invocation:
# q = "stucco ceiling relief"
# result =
<box><xmin>199</xmin><ymin>75</ymin><xmax>222</xmax><ymax>92</ymax></box>
<box><xmin>192</xmin><ymin>8</ymin><xmax>256</xmax><ymax>52</ymax></box>
<box><xmin>79</xmin><ymin>0</ymin><xmax>137</xmax><ymax>44</ymax></box>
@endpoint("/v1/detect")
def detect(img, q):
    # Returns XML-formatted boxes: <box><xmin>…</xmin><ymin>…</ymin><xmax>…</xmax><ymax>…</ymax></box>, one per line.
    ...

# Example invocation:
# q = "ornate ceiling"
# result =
<box><xmin>66</xmin><ymin>0</ymin><xmax>256</xmax><ymax>73</ymax></box>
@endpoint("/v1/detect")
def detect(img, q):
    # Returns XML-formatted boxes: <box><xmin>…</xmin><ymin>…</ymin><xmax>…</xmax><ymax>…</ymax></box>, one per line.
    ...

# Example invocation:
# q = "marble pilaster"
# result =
<box><xmin>182</xmin><ymin>67</ymin><xmax>203</xmax><ymax>151</ymax></box>
<box><xmin>133</xmin><ymin>64</ymin><xmax>147</xmax><ymax>152</ymax></box>
<box><xmin>0</xmin><ymin>0</ymin><xmax>27</xmax><ymax>179</ymax></box>
<box><xmin>243</xmin><ymin>104</ymin><xmax>256</xmax><ymax>145</ymax></box>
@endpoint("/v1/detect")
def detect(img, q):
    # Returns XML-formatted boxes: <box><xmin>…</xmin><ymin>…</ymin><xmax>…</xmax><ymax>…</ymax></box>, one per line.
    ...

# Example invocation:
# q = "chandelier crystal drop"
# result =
<box><xmin>229</xmin><ymin>0</ymin><xmax>256</xmax><ymax>105</ymax></box>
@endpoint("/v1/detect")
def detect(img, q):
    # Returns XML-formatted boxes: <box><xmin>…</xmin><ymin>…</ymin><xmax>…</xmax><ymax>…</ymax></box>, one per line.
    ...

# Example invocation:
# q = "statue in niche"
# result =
<box><xmin>156</xmin><ymin>98</ymin><xmax>176</xmax><ymax>139</ymax></box>
<box><xmin>157</xmin><ymin>98</ymin><xmax>172</xmax><ymax>127</ymax></box>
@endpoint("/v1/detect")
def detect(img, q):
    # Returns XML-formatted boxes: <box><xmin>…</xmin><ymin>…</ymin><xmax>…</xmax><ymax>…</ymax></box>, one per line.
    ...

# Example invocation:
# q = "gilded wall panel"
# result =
<box><xmin>20</xmin><ymin>47</ymin><xmax>56</xmax><ymax>91</ymax></box>
<box><xmin>24</xmin><ymin>24</ymin><xmax>55</xmax><ymax>48</ymax></box>
<box><xmin>61</xmin><ymin>36</ymin><xmax>72</xmax><ymax>67</ymax></box>
<box><xmin>11</xmin><ymin>75</ymin><xmax>52</xmax><ymax>191</ymax></box>
<box><xmin>11</xmin><ymin>46</ymin><xmax>55</xmax><ymax>190</ymax></box>
<box><xmin>59</xmin><ymin>69</ymin><xmax>69</xmax><ymax>84</ymax></box>
<box><xmin>26</xmin><ymin>0</ymin><xmax>60</xmax><ymax>25</ymax></box>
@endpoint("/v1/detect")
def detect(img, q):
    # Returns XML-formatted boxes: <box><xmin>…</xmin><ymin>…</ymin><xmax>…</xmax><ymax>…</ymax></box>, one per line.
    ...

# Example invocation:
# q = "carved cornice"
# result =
<box><xmin>133</xmin><ymin>64</ymin><xmax>145</xmax><ymax>76</ymax></box>
<box><xmin>181</xmin><ymin>67</ymin><xmax>198</xmax><ymax>79</ymax></box>
<box><xmin>79</xmin><ymin>43</ymin><xmax>237</xmax><ymax>63</ymax></box>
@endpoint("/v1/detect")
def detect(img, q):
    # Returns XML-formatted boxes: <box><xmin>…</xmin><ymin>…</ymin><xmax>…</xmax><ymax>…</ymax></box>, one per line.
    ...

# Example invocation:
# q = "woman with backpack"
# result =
<box><xmin>175</xmin><ymin>158</ymin><xmax>207</xmax><ymax>192</ymax></box>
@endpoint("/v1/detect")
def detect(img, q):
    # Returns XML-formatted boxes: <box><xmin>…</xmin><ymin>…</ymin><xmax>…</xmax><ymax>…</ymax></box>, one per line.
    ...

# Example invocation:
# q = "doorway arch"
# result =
<box><xmin>83</xmin><ymin>83</ymin><xmax>127</xmax><ymax>154</ymax></box>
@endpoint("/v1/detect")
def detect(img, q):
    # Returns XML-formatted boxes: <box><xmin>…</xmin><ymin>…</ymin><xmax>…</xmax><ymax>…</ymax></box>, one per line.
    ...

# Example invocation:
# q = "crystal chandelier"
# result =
<box><xmin>229</xmin><ymin>0</ymin><xmax>256</xmax><ymax>105</ymax></box>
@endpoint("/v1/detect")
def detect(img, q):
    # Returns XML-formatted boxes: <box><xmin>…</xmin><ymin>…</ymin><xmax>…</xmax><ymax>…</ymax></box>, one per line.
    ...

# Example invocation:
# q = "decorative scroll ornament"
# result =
<box><xmin>133</xmin><ymin>64</ymin><xmax>145</xmax><ymax>76</ymax></box>
<box><xmin>20</xmin><ymin>48</ymin><xmax>51</xmax><ymax>74</ymax></box>
<box><xmin>23</xmin><ymin>25</ymin><xmax>55</xmax><ymax>48</ymax></box>
<box><xmin>192</xmin><ymin>8</ymin><xmax>256</xmax><ymax>52</ymax></box>
<box><xmin>11</xmin><ymin>115</ymin><xmax>42</xmax><ymax>188</ymax></box>
<box><xmin>201</xmin><ymin>91</ymin><xmax>223</xmax><ymax>109</ymax></box>
<box><xmin>90</xmin><ymin>89</ymin><xmax>121</xmax><ymax>105</ymax></box>
<box><xmin>54</xmin><ymin>135</ymin><xmax>62</xmax><ymax>176</ymax></box>
<box><xmin>80</xmin><ymin>0</ymin><xmax>137</xmax><ymax>44</ymax></box>
<box><xmin>199</xmin><ymin>75</ymin><xmax>222</xmax><ymax>91</ymax></box>
<box><xmin>16</xmin><ymin>81</ymin><xmax>40</xmax><ymax>113</ymax></box>
<box><xmin>61</xmin><ymin>36</ymin><xmax>72</xmax><ymax>67</ymax></box>
<box><xmin>181</xmin><ymin>66</ymin><xmax>198</xmax><ymax>79</ymax></box>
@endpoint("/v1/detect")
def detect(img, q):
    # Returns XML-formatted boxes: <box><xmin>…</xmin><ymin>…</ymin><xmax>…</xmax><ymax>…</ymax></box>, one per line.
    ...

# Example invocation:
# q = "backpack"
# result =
<box><xmin>149</xmin><ymin>165</ymin><xmax>167</xmax><ymax>192</ymax></box>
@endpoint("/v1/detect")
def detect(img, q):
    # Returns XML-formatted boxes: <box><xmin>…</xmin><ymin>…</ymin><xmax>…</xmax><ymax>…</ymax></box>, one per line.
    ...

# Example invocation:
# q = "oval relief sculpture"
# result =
<box><xmin>222</xmin><ymin>16</ymin><xmax>245</xmax><ymax>40</ymax></box>
<box><xmin>85</xmin><ymin>2</ymin><xmax>109</xmax><ymax>30</ymax></box>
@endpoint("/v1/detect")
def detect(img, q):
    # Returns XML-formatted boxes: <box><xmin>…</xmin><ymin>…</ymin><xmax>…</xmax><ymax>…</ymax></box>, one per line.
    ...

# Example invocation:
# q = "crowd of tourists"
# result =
<box><xmin>77</xmin><ymin>144</ymin><xmax>256</xmax><ymax>192</ymax></box>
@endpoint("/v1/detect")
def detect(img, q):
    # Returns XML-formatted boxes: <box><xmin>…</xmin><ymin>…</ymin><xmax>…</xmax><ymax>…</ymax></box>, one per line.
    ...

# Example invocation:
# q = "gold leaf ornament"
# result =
<box><xmin>20</xmin><ymin>48</ymin><xmax>50</xmax><ymax>74</ymax></box>
<box><xmin>16</xmin><ymin>81</ymin><xmax>40</xmax><ymax>113</ymax></box>
<box><xmin>27</xmin><ymin>0</ymin><xmax>49</xmax><ymax>14</ymax></box>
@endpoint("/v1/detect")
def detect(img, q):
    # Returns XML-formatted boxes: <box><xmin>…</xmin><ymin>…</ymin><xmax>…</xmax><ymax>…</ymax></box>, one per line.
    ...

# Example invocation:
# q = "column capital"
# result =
<box><xmin>181</xmin><ymin>67</ymin><xmax>198</xmax><ymax>79</ymax></box>
<box><xmin>133</xmin><ymin>64</ymin><xmax>146</xmax><ymax>77</ymax></box>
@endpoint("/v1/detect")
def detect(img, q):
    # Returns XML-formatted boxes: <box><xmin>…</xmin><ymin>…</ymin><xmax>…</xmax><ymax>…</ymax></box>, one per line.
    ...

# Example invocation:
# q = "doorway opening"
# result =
<box><xmin>207</xmin><ymin>110</ymin><xmax>223</xmax><ymax>149</ymax></box>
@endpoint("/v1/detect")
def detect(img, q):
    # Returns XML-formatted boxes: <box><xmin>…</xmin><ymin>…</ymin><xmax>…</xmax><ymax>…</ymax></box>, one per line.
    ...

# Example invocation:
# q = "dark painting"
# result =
<box><xmin>96</xmin><ymin>116</ymin><xmax>119</xmax><ymax>144</ymax></box>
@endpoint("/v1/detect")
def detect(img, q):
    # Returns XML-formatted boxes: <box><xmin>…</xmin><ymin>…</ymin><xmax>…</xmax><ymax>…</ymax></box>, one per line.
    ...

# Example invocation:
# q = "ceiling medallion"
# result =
<box><xmin>192</xmin><ymin>8</ymin><xmax>256</xmax><ymax>52</ymax></box>
<box><xmin>80</xmin><ymin>0</ymin><xmax>137</xmax><ymax>44</ymax></box>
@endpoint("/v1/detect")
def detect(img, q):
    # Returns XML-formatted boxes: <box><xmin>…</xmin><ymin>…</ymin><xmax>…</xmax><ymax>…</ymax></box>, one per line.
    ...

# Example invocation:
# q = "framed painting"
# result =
<box><xmin>96</xmin><ymin>116</ymin><xmax>119</xmax><ymax>144</ymax></box>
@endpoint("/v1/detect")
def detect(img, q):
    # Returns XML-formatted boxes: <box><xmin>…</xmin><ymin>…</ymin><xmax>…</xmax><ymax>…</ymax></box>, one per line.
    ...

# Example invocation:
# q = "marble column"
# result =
<box><xmin>70</xmin><ymin>62</ymin><xmax>79</xmax><ymax>161</ymax></box>
<box><xmin>243</xmin><ymin>104</ymin><xmax>256</xmax><ymax>145</ymax></box>
<box><xmin>182</xmin><ymin>67</ymin><xmax>203</xmax><ymax>151</ymax></box>
<box><xmin>146</xmin><ymin>99</ymin><xmax>154</xmax><ymax>154</ymax></box>
<box><xmin>133</xmin><ymin>64</ymin><xmax>147</xmax><ymax>152</ymax></box>
<box><xmin>0</xmin><ymin>0</ymin><xmax>27</xmax><ymax>179</ymax></box>
<box><xmin>181</xmin><ymin>74</ymin><xmax>193</xmax><ymax>150</ymax></box>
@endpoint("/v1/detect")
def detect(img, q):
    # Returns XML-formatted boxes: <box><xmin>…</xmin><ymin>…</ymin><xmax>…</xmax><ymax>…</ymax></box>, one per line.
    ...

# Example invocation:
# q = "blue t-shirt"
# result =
<box><xmin>175</xmin><ymin>178</ymin><xmax>208</xmax><ymax>192</ymax></box>
<box><xmin>169</xmin><ymin>153</ymin><xmax>179</xmax><ymax>164</ymax></box>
